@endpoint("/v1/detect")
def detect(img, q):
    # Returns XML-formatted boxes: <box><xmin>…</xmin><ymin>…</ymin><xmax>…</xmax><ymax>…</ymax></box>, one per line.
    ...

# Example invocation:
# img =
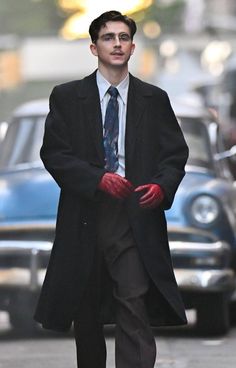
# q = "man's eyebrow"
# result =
<box><xmin>100</xmin><ymin>32</ymin><xmax>115</xmax><ymax>37</ymax></box>
<box><xmin>100</xmin><ymin>32</ymin><xmax>129</xmax><ymax>37</ymax></box>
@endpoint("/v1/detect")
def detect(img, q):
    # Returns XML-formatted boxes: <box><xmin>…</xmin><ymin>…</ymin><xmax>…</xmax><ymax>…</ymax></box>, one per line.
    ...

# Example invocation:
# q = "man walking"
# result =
<box><xmin>34</xmin><ymin>10</ymin><xmax>189</xmax><ymax>368</ymax></box>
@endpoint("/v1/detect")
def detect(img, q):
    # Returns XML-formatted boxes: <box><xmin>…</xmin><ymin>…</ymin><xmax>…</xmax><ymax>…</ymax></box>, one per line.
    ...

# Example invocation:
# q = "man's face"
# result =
<box><xmin>90</xmin><ymin>21</ymin><xmax>135</xmax><ymax>69</ymax></box>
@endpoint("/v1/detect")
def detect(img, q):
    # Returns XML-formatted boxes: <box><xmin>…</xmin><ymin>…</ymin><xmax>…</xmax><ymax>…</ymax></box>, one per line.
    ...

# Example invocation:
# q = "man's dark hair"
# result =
<box><xmin>89</xmin><ymin>10</ymin><xmax>137</xmax><ymax>43</ymax></box>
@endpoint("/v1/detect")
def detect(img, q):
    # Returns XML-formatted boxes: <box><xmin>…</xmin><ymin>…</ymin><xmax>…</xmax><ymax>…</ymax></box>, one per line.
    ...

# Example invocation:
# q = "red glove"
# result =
<box><xmin>98</xmin><ymin>173</ymin><xmax>134</xmax><ymax>199</ymax></box>
<box><xmin>134</xmin><ymin>184</ymin><xmax>164</xmax><ymax>209</ymax></box>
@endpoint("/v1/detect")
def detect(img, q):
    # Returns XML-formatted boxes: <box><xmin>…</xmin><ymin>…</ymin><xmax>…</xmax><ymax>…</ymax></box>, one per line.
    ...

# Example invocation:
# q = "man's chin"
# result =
<box><xmin>110</xmin><ymin>59</ymin><xmax>130</xmax><ymax>68</ymax></box>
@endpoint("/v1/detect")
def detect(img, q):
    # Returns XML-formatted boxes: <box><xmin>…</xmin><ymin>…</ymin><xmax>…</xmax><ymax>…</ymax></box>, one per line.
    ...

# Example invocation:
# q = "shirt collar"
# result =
<box><xmin>96</xmin><ymin>70</ymin><xmax>129</xmax><ymax>104</ymax></box>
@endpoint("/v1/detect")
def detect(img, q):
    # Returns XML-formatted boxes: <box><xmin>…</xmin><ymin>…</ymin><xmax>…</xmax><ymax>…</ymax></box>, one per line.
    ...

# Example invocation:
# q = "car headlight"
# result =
<box><xmin>190</xmin><ymin>195</ymin><xmax>220</xmax><ymax>225</ymax></box>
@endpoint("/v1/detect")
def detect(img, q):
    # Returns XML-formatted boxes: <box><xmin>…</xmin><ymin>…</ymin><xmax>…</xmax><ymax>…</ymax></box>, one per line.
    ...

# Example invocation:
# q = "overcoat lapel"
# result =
<box><xmin>125</xmin><ymin>75</ymin><xmax>152</xmax><ymax>175</ymax></box>
<box><xmin>77</xmin><ymin>72</ymin><xmax>105</xmax><ymax>165</ymax></box>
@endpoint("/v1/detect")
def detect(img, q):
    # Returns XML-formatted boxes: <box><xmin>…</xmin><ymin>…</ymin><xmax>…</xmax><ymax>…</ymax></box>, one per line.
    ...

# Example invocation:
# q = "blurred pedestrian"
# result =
<box><xmin>34</xmin><ymin>10</ymin><xmax>189</xmax><ymax>368</ymax></box>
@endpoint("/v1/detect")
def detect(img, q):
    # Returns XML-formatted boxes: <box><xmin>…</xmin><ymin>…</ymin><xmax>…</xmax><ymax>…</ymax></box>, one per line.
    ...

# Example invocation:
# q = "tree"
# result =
<box><xmin>0</xmin><ymin>0</ymin><xmax>64</xmax><ymax>37</ymax></box>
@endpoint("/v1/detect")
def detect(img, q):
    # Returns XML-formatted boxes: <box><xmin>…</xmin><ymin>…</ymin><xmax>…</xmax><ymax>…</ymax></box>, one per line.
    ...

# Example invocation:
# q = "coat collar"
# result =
<box><xmin>75</xmin><ymin>71</ymin><xmax>153</xmax><ymax>169</ymax></box>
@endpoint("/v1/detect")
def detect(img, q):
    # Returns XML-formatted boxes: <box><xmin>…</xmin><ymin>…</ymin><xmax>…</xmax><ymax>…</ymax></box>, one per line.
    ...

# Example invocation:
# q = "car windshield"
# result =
<box><xmin>0</xmin><ymin>113</ymin><xmax>213</xmax><ymax>170</ymax></box>
<box><xmin>179</xmin><ymin>117</ymin><xmax>213</xmax><ymax>169</ymax></box>
<box><xmin>0</xmin><ymin>116</ymin><xmax>45</xmax><ymax>169</ymax></box>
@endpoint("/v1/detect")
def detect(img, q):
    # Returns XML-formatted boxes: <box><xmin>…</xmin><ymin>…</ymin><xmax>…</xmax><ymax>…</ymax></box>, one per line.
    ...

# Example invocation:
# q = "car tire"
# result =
<box><xmin>8</xmin><ymin>293</ymin><xmax>38</xmax><ymax>333</ymax></box>
<box><xmin>196</xmin><ymin>293</ymin><xmax>230</xmax><ymax>336</ymax></box>
<box><xmin>230</xmin><ymin>300</ymin><xmax>236</xmax><ymax>325</ymax></box>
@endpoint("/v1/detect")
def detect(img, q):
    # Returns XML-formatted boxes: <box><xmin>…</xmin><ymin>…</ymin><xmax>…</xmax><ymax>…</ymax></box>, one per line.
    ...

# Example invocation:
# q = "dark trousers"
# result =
<box><xmin>74</xmin><ymin>198</ymin><xmax>156</xmax><ymax>368</ymax></box>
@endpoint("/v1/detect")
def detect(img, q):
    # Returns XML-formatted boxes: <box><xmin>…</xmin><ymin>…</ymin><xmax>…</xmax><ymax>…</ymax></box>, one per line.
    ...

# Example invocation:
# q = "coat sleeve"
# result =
<box><xmin>151</xmin><ymin>91</ymin><xmax>189</xmax><ymax>210</ymax></box>
<box><xmin>40</xmin><ymin>86</ymin><xmax>106</xmax><ymax>199</ymax></box>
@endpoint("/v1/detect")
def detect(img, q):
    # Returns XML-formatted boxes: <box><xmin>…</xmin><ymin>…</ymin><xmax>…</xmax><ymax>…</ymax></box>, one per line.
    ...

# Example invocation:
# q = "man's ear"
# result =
<box><xmin>131</xmin><ymin>43</ymin><xmax>135</xmax><ymax>56</ymax></box>
<box><xmin>90</xmin><ymin>43</ymin><xmax>98</xmax><ymax>56</ymax></box>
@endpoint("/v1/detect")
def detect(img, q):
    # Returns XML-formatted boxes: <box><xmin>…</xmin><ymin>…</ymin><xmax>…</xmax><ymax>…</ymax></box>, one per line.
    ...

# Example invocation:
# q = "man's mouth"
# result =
<box><xmin>111</xmin><ymin>52</ymin><xmax>124</xmax><ymax>56</ymax></box>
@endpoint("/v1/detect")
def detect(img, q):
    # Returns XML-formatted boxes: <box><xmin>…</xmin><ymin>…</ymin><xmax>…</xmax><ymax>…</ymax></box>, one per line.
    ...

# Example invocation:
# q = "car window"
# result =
<box><xmin>0</xmin><ymin>116</ymin><xmax>45</xmax><ymax>169</ymax></box>
<box><xmin>179</xmin><ymin>117</ymin><xmax>213</xmax><ymax>169</ymax></box>
<box><xmin>213</xmin><ymin>123</ymin><xmax>234</xmax><ymax>180</ymax></box>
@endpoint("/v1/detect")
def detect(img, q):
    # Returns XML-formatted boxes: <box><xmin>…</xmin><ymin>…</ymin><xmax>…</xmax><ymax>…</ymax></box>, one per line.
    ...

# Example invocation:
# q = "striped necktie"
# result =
<box><xmin>103</xmin><ymin>86</ymin><xmax>119</xmax><ymax>172</ymax></box>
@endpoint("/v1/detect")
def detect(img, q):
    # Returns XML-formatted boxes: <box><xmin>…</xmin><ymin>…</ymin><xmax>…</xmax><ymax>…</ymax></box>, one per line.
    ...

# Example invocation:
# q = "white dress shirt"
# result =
<box><xmin>96</xmin><ymin>70</ymin><xmax>129</xmax><ymax>177</ymax></box>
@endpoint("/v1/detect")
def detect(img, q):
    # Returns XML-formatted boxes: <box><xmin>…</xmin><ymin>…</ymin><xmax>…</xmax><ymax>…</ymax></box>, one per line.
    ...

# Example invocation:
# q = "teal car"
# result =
<box><xmin>0</xmin><ymin>99</ymin><xmax>236</xmax><ymax>335</ymax></box>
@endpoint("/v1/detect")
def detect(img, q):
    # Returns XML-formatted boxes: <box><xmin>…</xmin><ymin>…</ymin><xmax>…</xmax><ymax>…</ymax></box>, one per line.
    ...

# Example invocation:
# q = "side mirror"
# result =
<box><xmin>214</xmin><ymin>145</ymin><xmax>236</xmax><ymax>161</ymax></box>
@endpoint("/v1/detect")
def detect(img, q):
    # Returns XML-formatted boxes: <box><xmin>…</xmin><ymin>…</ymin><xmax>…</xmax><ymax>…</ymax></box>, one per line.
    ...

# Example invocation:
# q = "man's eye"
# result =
<box><xmin>103</xmin><ymin>35</ymin><xmax>113</xmax><ymax>41</ymax></box>
<box><xmin>119</xmin><ymin>34</ymin><xmax>130</xmax><ymax>41</ymax></box>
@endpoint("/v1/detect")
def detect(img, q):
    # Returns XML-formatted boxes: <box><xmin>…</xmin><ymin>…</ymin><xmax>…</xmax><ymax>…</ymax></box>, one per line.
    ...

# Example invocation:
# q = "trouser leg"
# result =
<box><xmin>108</xmin><ymin>245</ymin><xmax>156</xmax><ymax>368</ymax></box>
<box><xmin>97</xmin><ymin>198</ymin><xmax>156</xmax><ymax>368</ymax></box>
<box><xmin>73</xmin><ymin>251</ymin><xmax>106</xmax><ymax>368</ymax></box>
<box><xmin>74</xmin><ymin>305</ymin><xmax>106</xmax><ymax>368</ymax></box>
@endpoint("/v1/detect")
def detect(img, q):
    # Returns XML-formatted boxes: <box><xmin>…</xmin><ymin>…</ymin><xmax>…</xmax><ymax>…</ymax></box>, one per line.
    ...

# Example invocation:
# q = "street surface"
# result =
<box><xmin>1</xmin><ymin>311</ymin><xmax>236</xmax><ymax>367</ymax></box>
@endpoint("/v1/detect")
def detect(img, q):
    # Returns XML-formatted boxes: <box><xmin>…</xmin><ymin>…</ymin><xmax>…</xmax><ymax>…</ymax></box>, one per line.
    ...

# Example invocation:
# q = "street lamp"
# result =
<box><xmin>58</xmin><ymin>0</ymin><xmax>153</xmax><ymax>40</ymax></box>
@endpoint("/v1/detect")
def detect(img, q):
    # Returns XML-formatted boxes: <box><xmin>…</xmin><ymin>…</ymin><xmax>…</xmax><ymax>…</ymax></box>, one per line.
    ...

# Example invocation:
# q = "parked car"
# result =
<box><xmin>0</xmin><ymin>99</ymin><xmax>59</xmax><ymax>331</ymax></box>
<box><xmin>167</xmin><ymin>100</ymin><xmax>236</xmax><ymax>335</ymax></box>
<box><xmin>0</xmin><ymin>98</ymin><xmax>236</xmax><ymax>335</ymax></box>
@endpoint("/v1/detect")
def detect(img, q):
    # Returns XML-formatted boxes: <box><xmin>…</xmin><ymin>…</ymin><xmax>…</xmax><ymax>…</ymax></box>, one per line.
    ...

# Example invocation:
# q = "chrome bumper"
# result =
<box><xmin>170</xmin><ymin>239</ymin><xmax>236</xmax><ymax>292</ymax></box>
<box><xmin>174</xmin><ymin>268</ymin><xmax>235</xmax><ymax>291</ymax></box>
<box><xmin>0</xmin><ymin>237</ymin><xmax>235</xmax><ymax>294</ymax></box>
<box><xmin>0</xmin><ymin>240</ymin><xmax>52</xmax><ymax>291</ymax></box>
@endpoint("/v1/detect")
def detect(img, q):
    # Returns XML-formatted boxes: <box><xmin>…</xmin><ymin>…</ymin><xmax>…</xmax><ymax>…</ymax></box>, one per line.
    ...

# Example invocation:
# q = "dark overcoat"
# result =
<box><xmin>34</xmin><ymin>71</ymin><xmax>189</xmax><ymax>332</ymax></box>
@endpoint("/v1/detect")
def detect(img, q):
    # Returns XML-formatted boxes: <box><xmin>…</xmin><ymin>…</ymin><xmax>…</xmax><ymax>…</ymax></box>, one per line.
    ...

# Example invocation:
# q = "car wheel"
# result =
<box><xmin>8</xmin><ymin>293</ymin><xmax>38</xmax><ymax>333</ymax></box>
<box><xmin>196</xmin><ymin>293</ymin><xmax>230</xmax><ymax>336</ymax></box>
<box><xmin>229</xmin><ymin>300</ymin><xmax>236</xmax><ymax>325</ymax></box>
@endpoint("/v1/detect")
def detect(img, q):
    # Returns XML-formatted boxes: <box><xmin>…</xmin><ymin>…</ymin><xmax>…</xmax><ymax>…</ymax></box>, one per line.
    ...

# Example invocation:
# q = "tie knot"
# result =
<box><xmin>108</xmin><ymin>86</ymin><xmax>119</xmax><ymax>98</ymax></box>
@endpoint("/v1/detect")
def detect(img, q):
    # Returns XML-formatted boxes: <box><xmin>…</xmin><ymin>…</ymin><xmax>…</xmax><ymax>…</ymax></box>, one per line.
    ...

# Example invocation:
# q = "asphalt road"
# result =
<box><xmin>1</xmin><ymin>311</ymin><xmax>236</xmax><ymax>368</ymax></box>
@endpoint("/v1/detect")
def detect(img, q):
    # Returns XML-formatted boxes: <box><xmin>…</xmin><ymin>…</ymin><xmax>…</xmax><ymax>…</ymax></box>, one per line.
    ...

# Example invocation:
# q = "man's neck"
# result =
<box><xmin>98</xmin><ymin>65</ymin><xmax>129</xmax><ymax>86</ymax></box>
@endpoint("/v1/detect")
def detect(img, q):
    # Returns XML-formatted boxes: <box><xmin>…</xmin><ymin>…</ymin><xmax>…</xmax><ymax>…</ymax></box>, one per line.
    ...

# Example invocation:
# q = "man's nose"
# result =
<box><xmin>114</xmin><ymin>36</ymin><xmax>121</xmax><ymax>46</ymax></box>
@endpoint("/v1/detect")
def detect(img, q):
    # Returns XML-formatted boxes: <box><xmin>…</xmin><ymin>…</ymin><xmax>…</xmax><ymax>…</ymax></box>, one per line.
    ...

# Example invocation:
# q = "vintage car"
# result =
<box><xmin>0</xmin><ymin>98</ymin><xmax>236</xmax><ymax>335</ymax></box>
<box><xmin>0</xmin><ymin>100</ymin><xmax>58</xmax><ymax>331</ymax></box>
<box><xmin>166</xmin><ymin>100</ymin><xmax>236</xmax><ymax>335</ymax></box>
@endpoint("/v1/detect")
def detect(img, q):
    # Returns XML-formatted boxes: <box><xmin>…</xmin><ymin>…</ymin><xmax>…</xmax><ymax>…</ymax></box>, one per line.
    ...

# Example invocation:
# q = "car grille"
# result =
<box><xmin>0</xmin><ymin>252</ymin><xmax>49</xmax><ymax>269</ymax></box>
<box><xmin>0</xmin><ymin>227</ymin><xmax>54</xmax><ymax>270</ymax></box>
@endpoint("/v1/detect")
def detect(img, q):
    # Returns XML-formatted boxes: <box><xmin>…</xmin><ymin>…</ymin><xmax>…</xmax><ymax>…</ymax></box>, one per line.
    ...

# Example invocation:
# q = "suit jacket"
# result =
<box><xmin>34</xmin><ymin>71</ymin><xmax>189</xmax><ymax>331</ymax></box>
